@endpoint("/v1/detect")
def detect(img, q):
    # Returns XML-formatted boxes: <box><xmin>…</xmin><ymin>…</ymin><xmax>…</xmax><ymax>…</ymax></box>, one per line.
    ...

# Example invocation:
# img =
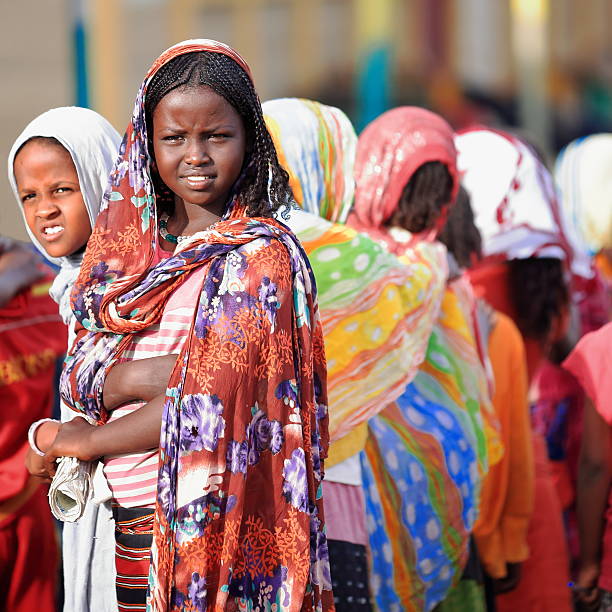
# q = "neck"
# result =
<box><xmin>167</xmin><ymin>196</ymin><xmax>225</xmax><ymax>237</ymax></box>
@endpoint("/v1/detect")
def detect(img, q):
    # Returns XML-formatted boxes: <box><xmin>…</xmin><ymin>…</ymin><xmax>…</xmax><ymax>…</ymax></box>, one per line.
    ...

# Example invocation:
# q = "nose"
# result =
<box><xmin>34</xmin><ymin>195</ymin><xmax>60</xmax><ymax>219</ymax></box>
<box><xmin>184</xmin><ymin>138</ymin><xmax>211</xmax><ymax>166</ymax></box>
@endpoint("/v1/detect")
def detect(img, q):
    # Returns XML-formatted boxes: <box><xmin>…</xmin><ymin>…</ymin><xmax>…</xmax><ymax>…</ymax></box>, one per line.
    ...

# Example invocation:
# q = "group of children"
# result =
<box><xmin>1</xmin><ymin>38</ymin><xmax>610</xmax><ymax>612</ymax></box>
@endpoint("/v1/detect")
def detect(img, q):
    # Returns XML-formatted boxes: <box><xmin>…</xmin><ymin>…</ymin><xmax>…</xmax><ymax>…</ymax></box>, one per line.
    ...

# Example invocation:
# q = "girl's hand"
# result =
<box><xmin>25</xmin><ymin>421</ymin><xmax>61</xmax><ymax>481</ymax></box>
<box><xmin>492</xmin><ymin>562</ymin><xmax>522</xmax><ymax>594</ymax></box>
<box><xmin>25</xmin><ymin>448</ymin><xmax>52</xmax><ymax>483</ymax></box>
<box><xmin>573</xmin><ymin>563</ymin><xmax>601</xmax><ymax>611</ymax></box>
<box><xmin>43</xmin><ymin>417</ymin><xmax>99</xmax><ymax>477</ymax></box>
<box><xmin>36</xmin><ymin>421</ymin><xmax>60</xmax><ymax>453</ymax></box>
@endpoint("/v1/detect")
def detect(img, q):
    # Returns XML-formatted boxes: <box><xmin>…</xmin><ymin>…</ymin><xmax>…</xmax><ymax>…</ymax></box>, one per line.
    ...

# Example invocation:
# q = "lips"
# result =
<box><xmin>39</xmin><ymin>224</ymin><xmax>65</xmax><ymax>242</ymax></box>
<box><xmin>182</xmin><ymin>174</ymin><xmax>216</xmax><ymax>190</ymax></box>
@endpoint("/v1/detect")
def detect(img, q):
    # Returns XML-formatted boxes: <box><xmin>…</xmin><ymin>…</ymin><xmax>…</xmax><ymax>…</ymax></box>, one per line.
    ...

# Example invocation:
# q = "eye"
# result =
<box><xmin>209</xmin><ymin>133</ymin><xmax>229</xmax><ymax>141</ymax></box>
<box><xmin>21</xmin><ymin>193</ymin><xmax>35</xmax><ymax>204</ymax></box>
<box><xmin>162</xmin><ymin>134</ymin><xmax>183</xmax><ymax>142</ymax></box>
<box><xmin>55</xmin><ymin>187</ymin><xmax>73</xmax><ymax>195</ymax></box>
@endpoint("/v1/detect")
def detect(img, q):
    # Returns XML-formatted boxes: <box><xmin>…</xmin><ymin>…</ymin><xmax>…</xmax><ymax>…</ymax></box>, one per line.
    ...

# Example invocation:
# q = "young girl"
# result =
<box><xmin>457</xmin><ymin>127</ymin><xmax>574</xmax><ymax>611</ymax></box>
<box><xmin>263</xmin><ymin>98</ymin><xmax>450</xmax><ymax>611</ymax></box>
<box><xmin>0</xmin><ymin>239</ymin><xmax>65</xmax><ymax>612</ymax></box>
<box><xmin>44</xmin><ymin>40</ymin><xmax>333</xmax><ymax>611</ymax></box>
<box><xmin>563</xmin><ymin>322</ymin><xmax>612</xmax><ymax>610</ymax></box>
<box><xmin>9</xmin><ymin>106</ymin><xmax>122</xmax><ymax>612</ymax></box>
<box><xmin>439</xmin><ymin>187</ymin><xmax>535</xmax><ymax>601</ymax></box>
<box><xmin>349</xmin><ymin>106</ymin><xmax>501</xmax><ymax>611</ymax></box>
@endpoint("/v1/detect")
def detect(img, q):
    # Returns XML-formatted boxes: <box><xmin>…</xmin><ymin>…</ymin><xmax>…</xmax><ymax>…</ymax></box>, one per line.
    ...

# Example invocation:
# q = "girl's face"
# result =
<box><xmin>152</xmin><ymin>85</ymin><xmax>246</xmax><ymax>218</ymax></box>
<box><xmin>14</xmin><ymin>140</ymin><xmax>91</xmax><ymax>258</ymax></box>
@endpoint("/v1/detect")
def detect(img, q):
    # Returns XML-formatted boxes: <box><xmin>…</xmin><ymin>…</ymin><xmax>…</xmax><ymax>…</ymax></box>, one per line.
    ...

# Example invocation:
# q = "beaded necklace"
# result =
<box><xmin>159</xmin><ymin>213</ymin><xmax>187</xmax><ymax>244</ymax></box>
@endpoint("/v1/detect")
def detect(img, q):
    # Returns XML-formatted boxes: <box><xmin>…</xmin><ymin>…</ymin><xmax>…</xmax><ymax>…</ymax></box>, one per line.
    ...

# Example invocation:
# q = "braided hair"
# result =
<box><xmin>387</xmin><ymin>161</ymin><xmax>453</xmax><ymax>233</ymax></box>
<box><xmin>508</xmin><ymin>257</ymin><xmax>569</xmax><ymax>342</ymax></box>
<box><xmin>438</xmin><ymin>185</ymin><xmax>482</xmax><ymax>269</ymax></box>
<box><xmin>144</xmin><ymin>51</ymin><xmax>293</xmax><ymax>217</ymax></box>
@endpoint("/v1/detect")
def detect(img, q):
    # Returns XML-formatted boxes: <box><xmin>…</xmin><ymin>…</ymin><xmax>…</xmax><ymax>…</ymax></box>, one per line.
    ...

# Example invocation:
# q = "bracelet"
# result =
<box><xmin>28</xmin><ymin>418</ymin><xmax>59</xmax><ymax>457</ymax></box>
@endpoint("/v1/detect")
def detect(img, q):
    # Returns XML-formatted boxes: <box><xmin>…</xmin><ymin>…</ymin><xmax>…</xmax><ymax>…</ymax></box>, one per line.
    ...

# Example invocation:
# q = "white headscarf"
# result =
<box><xmin>555</xmin><ymin>134</ymin><xmax>612</xmax><ymax>254</ymax></box>
<box><xmin>456</xmin><ymin>128</ymin><xmax>595</xmax><ymax>282</ymax></box>
<box><xmin>263</xmin><ymin>98</ymin><xmax>357</xmax><ymax>223</ymax></box>
<box><xmin>8</xmin><ymin>106</ymin><xmax>121</xmax><ymax>323</ymax></box>
<box><xmin>455</xmin><ymin>128</ymin><xmax>571</xmax><ymax>260</ymax></box>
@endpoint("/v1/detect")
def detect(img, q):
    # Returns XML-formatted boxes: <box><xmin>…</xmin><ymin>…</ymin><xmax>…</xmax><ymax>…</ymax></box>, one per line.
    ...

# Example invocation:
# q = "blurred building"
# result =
<box><xmin>2</xmin><ymin>0</ymin><xmax>612</xmax><ymax>240</ymax></box>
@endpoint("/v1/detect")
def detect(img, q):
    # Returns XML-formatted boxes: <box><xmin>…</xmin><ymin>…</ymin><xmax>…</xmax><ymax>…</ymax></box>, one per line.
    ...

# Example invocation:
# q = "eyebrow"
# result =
<box><xmin>157</xmin><ymin>123</ymin><xmax>238</xmax><ymax>133</ymax></box>
<box><xmin>18</xmin><ymin>179</ymin><xmax>80</xmax><ymax>192</ymax></box>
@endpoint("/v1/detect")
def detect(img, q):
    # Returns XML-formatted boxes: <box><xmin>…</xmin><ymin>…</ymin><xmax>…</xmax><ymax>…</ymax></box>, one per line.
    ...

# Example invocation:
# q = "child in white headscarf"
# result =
<box><xmin>9</xmin><ymin>106</ymin><xmax>121</xmax><ymax>612</ymax></box>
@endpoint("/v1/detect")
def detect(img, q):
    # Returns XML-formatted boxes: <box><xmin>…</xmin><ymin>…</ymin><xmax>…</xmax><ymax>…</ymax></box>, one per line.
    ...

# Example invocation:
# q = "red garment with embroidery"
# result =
<box><xmin>0</xmin><ymin>271</ymin><xmax>65</xmax><ymax>612</ymax></box>
<box><xmin>0</xmin><ymin>272</ymin><xmax>66</xmax><ymax>501</ymax></box>
<box><xmin>61</xmin><ymin>40</ymin><xmax>333</xmax><ymax>612</ymax></box>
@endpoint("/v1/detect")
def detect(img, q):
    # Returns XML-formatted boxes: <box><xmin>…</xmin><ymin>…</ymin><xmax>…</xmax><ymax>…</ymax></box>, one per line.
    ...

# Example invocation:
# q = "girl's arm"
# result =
<box><xmin>103</xmin><ymin>354</ymin><xmax>177</xmax><ymax>410</ymax></box>
<box><xmin>43</xmin><ymin>393</ymin><xmax>165</xmax><ymax>476</ymax></box>
<box><xmin>40</xmin><ymin>354</ymin><xmax>177</xmax><ymax>477</ymax></box>
<box><xmin>575</xmin><ymin>397</ymin><xmax>611</xmax><ymax>605</ymax></box>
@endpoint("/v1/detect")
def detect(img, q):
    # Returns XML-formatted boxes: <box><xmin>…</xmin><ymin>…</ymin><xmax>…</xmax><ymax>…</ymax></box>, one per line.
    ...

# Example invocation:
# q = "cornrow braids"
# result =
<box><xmin>508</xmin><ymin>257</ymin><xmax>569</xmax><ymax>342</ymax></box>
<box><xmin>438</xmin><ymin>185</ymin><xmax>482</xmax><ymax>269</ymax></box>
<box><xmin>144</xmin><ymin>51</ymin><xmax>293</xmax><ymax>217</ymax></box>
<box><xmin>387</xmin><ymin>161</ymin><xmax>453</xmax><ymax>233</ymax></box>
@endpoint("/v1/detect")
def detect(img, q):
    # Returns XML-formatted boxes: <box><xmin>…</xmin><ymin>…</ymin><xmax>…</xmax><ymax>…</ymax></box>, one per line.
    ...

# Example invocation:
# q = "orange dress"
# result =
<box><xmin>470</xmin><ymin>263</ymin><xmax>573</xmax><ymax>611</ymax></box>
<box><xmin>474</xmin><ymin>312</ymin><xmax>534</xmax><ymax>579</ymax></box>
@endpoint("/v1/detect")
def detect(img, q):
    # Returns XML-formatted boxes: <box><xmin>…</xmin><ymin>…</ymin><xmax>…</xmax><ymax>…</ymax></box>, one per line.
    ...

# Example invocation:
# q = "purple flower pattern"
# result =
<box><xmin>226</xmin><ymin>440</ymin><xmax>248</xmax><ymax>474</ymax></box>
<box><xmin>229</xmin><ymin>564</ymin><xmax>290</xmax><ymax>610</ymax></box>
<box><xmin>282</xmin><ymin>448</ymin><xmax>308</xmax><ymax>512</ymax></box>
<box><xmin>269</xmin><ymin>420</ymin><xmax>284</xmax><ymax>455</ymax></box>
<box><xmin>258</xmin><ymin>276</ymin><xmax>280</xmax><ymax>330</ymax></box>
<box><xmin>188</xmin><ymin>572</ymin><xmax>207</xmax><ymax>611</ymax></box>
<box><xmin>226</xmin><ymin>407</ymin><xmax>285</xmax><ymax>475</ymax></box>
<box><xmin>180</xmin><ymin>393</ymin><xmax>225</xmax><ymax>453</ymax></box>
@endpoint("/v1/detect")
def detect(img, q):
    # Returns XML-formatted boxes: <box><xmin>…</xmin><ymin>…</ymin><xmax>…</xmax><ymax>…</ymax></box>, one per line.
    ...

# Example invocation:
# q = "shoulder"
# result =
<box><xmin>235</xmin><ymin>235</ymin><xmax>293</xmax><ymax>291</ymax></box>
<box><xmin>490</xmin><ymin>310</ymin><xmax>526</xmax><ymax>363</ymax></box>
<box><xmin>563</xmin><ymin>321</ymin><xmax>612</xmax><ymax>382</ymax></box>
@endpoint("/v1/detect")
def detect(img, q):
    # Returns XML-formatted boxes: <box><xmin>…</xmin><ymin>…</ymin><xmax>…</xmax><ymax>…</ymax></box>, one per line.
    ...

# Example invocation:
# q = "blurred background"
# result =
<box><xmin>3</xmin><ymin>0</ymin><xmax>612</xmax><ymax>240</ymax></box>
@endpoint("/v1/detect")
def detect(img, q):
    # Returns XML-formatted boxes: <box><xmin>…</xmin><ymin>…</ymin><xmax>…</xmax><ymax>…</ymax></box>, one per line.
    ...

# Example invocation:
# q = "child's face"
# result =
<box><xmin>14</xmin><ymin>140</ymin><xmax>91</xmax><ymax>258</ymax></box>
<box><xmin>152</xmin><ymin>85</ymin><xmax>246</xmax><ymax>217</ymax></box>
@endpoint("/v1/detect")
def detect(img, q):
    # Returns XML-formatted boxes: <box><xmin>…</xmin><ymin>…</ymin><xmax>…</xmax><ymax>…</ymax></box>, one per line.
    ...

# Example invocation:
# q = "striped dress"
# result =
<box><xmin>104</xmin><ymin>251</ymin><xmax>207</xmax><ymax>611</ymax></box>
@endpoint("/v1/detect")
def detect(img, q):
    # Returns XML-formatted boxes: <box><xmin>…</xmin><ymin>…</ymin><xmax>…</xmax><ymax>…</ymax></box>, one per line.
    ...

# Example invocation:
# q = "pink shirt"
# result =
<box><xmin>104</xmin><ymin>247</ymin><xmax>207</xmax><ymax>508</ymax></box>
<box><xmin>563</xmin><ymin>322</ymin><xmax>612</xmax><ymax>590</ymax></box>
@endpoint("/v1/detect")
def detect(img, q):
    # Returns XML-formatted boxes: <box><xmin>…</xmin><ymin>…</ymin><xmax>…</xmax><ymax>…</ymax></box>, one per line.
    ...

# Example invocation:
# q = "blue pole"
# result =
<box><xmin>73</xmin><ymin>0</ymin><xmax>89</xmax><ymax>107</ymax></box>
<box><xmin>356</xmin><ymin>44</ymin><xmax>391</xmax><ymax>132</ymax></box>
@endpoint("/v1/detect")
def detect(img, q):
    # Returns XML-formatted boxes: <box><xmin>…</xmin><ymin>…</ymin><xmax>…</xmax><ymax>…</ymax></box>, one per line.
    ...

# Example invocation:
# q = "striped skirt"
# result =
<box><xmin>112</xmin><ymin>505</ymin><xmax>154</xmax><ymax>612</ymax></box>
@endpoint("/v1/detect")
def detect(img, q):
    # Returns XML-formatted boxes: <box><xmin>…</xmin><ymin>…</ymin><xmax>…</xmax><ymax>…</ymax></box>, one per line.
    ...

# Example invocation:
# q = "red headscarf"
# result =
<box><xmin>147</xmin><ymin>39</ymin><xmax>252</xmax><ymax>81</ymax></box>
<box><xmin>349</xmin><ymin>106</ymin><xmax>458</xmax><ymax>253</ymax></box>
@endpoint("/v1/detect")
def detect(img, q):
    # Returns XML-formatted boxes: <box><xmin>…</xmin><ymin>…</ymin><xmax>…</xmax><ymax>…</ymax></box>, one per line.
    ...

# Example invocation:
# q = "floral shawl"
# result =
<box><xmin>60</xmin><ymin>40</ymin><xmax>333</xmax><ymax>612</ymax></box>
<box><xmin>350</xmin><ymin>108</ymin><xmax>500</xmax><ymax>610</ymax></box>
<box><xmin>264</xmin><ymin>98</ymin><xmax>447</xmax><ymax>464</ymax></box>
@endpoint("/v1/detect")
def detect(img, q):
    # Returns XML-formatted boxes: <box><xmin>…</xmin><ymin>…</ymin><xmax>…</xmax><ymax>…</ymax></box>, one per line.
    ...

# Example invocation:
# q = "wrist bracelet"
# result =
<box><xmin>28</xmin><ymin>418</ymin><xmax>59</xmax><ymax>457</ymax></box>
